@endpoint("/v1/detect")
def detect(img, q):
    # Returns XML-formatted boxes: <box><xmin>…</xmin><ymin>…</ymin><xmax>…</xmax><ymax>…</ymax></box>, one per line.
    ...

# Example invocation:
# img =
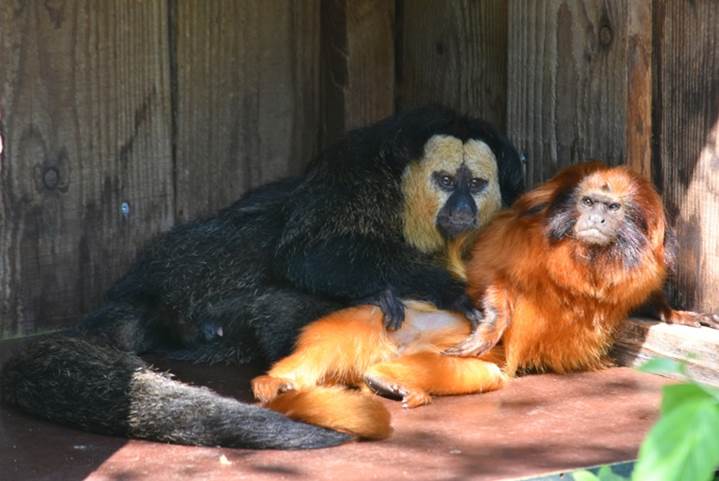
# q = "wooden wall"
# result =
<box><xmin>1</xmin><ymin>0</ymin><xmax>718</xmax><ymax>339</ymax></box>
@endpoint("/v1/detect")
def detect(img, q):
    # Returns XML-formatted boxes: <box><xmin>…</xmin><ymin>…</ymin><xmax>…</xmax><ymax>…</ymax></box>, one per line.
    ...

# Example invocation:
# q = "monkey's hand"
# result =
<box><xmin>361</xmin><ymin>287</ymin><xmax>406</xmax><ymax>331</ymax></box>
<box><xmin>662</xmin><ymin>310</ymin><xmax>719</xmax><ymax>329</ymax></box>
<box><xmin>443</xmin><ymin>291</ymin><xmax>508</xmax><ymax>357</ymax></box>
<box><xmin>449</xmin><ymin>293</ymin><xmax>484</xmax><ymax>330</ymax></box>
<box><xmin>442</xmin><ymin>325</ymin><xmax>499</xmax><ymax>357</ymax></box>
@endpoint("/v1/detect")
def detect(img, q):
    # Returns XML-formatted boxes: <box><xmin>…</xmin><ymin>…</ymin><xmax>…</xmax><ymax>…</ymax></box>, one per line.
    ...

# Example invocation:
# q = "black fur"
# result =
<box><xmin>0</xmin><ymin>105</ymin><xmax>524</xmax><ymax>449</ymax></box>
<box><xmin>545</xmin><ymin>187</ymin><xmax>578</xmax><ymax>242</ymax></box>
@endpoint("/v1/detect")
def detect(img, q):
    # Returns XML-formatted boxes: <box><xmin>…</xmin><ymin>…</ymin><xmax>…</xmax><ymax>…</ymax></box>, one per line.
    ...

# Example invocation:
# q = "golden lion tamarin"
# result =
<box><xmin>253</xmin><ymin>162</ymin><xmax>717</xmax><ymax>439</ymax></box>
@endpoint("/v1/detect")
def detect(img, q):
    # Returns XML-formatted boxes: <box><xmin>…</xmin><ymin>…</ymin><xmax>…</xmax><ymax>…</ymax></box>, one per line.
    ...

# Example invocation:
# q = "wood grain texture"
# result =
<box><xmin>613</xmin><ymin>318</ymin><xmax>719</xmax><ymax>387</ymax></box>
<box><xmin>320</xmin><ymin>0</ymin><xmax>395</xmax><ymax>145</ymax></box>
<box><xmin>507</xmin><ymin>0</ymin><xmax>629</xmax><ymax>186</ymax></box>
<box><xmin>0</xmin><ymin>0</ymin><xmax>174</xmax><ymax>338</ymax></box>
<box><xmin>397</xmin><ymin>0</ymin><xmax>507</xmax><ymax>130</ymax></box>
<box><xmin>173</xmin><ymin>0</ymin><xmax>321</xmax><ymax>222</ymax></box>
<box><xmin>626</xmin><ymin>0</ymin><xmax>652</xmax><ymax>179</ymax></box>
<box><xmin>653</xmin><ymin>0</ymin><xmax>719</xmax><ymax>313</ymax></box>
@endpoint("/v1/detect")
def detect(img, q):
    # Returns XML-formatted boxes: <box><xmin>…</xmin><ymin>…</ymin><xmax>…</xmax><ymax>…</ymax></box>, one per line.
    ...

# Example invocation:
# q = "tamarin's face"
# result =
<box><xmin>401</xmin><ymin>135</ymin><xmax>502</xmax><ymax>253</ymax></box>
<box><xmin>546</xmin><ymin>168</ymin><xmax>651</xmax><ymax>266</ymax></box>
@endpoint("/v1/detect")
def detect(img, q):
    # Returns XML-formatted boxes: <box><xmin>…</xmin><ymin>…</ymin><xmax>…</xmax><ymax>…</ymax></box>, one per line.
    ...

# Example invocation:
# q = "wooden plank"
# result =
<box><xmin>397</xmin><ymin>0</ymin><xmax>507</xmax><ymax>130</ymax></box>
<box><xmin>0</xmin><ymin>1</ymin><xmax>174</xmax><ymax>339</ymax></box>
<box><xmin>613</xmin><ymin>318</ymin><xmax>719</xmax><ymax>387</ymax></box>
<box><xmin>320</xmin><ymin>0</ymin><xmax>395</xmax><ymax>145</ymax></box>
<box><xmin>174</xmin><ymin>0</ymin><xmax>321</xmax><ymax>222</ymax></box>
<box><xmin>507</xmin><ymin>0</ymin><xmax>629</xmax><ymax>186</ymax></box>
<box><xmin>625</xmin><ymin>0</ymin><xmax>652</xmax><ymax>179</ymax></box>
<box><xmin>652</xmin><ymin>0</ymin><xmax>719</xmax><ymax>314</ymax></box>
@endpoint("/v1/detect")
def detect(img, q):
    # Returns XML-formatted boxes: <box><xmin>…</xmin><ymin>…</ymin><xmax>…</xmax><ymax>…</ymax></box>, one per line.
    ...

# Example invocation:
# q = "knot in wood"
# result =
<box><xmin>42</xmin><ymin>166</ymin><xmax>60</xmax><ymax>190</ymax></box>
<box><xmin>599</xmin><ymin>25</ymin><xmax>613</xmax><ymax>47</ymax></box>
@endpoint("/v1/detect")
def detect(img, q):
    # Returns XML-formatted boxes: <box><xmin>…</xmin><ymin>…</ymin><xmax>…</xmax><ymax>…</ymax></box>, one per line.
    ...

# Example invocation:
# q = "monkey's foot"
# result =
<box><xmin>665</xmin><ymin>310</ymin><xmax>719</xmax><ymax>329</ymax></box>
<box><xmin>251</xmin><ymin>375</ymin><xmax>294</xmax><ymax>403</ymax></box>
<box><xmin>363</xmin><ymin>375</ymin><xmax>431</xmax><ymax>409</ymax></box>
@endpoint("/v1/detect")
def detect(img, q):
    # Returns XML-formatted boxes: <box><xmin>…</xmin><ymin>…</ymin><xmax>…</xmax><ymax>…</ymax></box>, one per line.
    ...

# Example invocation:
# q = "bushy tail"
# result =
<box><xmin>0</xmin><ymin>336</ymin><xmax>350</xmax><ymax>449</ymax></box>
<box><xmin>265</xmin><ymin>387</ymin><xmax>391</xmax><ymax>440</ymax></box>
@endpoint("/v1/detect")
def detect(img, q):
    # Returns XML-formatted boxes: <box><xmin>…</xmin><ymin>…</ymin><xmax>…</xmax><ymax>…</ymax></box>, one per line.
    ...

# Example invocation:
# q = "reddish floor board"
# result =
<box><xmin>0</xmin><ymin>346</ymin><xmax>666</xmax><ymax>481</ymax></box>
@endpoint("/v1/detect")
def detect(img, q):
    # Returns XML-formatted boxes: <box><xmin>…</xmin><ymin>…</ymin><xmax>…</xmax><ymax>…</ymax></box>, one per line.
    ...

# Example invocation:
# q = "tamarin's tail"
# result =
<box><xmin>264</xmin><ymin>387</ymin><xmax>391</xmax><ymax>440</ymax></box>
<box><xmin>0</xmin><ymin>336</ymin><xmax>351</xmax><ymax>449</ymax></box>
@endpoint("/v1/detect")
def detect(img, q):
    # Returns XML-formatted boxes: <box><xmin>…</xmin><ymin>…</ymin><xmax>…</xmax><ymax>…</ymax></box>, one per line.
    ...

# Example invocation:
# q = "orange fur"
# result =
<box><xmin>253</xmin><ymin>162</ymin><xmax>697</xmax><ymax>440</ymax></box>
<box><xmin>253</xmin><ymin>303</ymin><xmax>505</xmax><ymax>416</ymax></box>
<box><xmin>264</xmin><ymin>387</ymin><xmax>392</xmax><ymax>440</ymax></box>
<box><xmin>463</xmin><ymin>162</ymin><xmax>670</xmax><ymax>375</ymax></box>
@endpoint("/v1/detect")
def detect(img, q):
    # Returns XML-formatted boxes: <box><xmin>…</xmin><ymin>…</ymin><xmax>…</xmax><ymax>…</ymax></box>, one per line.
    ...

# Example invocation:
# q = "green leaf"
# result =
<box><xmin>661</xmin><ymin>383</ymin><xmax>715</xmax><ymax>415</ymax></box>
<box><xmin>573</xmin><ymin>471</ymin><xmax>600</xmax><ymax>481</ymax></box>
<box><xmin>597</xmin><ymin>465</ymin><xmax>629</xmax><ymax>481</ymax></box>
<box><xmin>637</xmin><ymin>358</ymin><xmax>687</xmax><ymax>377</ymax></box>
<box><xmin>632</xmin><ymin>397</ymin><xmax>719</xmax><ymax>481</ymax></box>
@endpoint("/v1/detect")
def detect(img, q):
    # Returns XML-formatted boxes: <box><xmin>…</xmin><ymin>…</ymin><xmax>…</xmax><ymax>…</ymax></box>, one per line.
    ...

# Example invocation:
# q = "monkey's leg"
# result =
<box><xmin>252</xmin><ymin>305</ymin><xmax>396</xmax><ymax>402</ymax></box>
<box><xmin>364</xmin><ymin>351</ymin><xmax>507</xmax><ymax>408</ymax></box>
<box><xmin>443</xmin><ymin>284</ymin><xmax>511</xmax><ymax>357</ymax></box>
<box><xmin>637</xmin><ymin>290</ymin><xmax>719</xmax><ymax>329</ymax></box>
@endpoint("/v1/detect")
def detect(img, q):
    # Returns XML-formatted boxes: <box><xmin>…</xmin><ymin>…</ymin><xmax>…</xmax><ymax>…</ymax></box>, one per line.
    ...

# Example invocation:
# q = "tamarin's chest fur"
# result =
<box><xmin>501</xmin><ymin>288</ymin><xmax>627</xmax><ymax>376</ymax></box>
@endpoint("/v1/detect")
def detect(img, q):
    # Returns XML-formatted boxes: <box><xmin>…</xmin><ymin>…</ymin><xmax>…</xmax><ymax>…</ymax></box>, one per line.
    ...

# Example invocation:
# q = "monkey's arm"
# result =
<box><xmin>443</xmin><ymin>284</ymin><xmax>511</xmax><ymax>357</ymax></box>
<box><xmin>634</xmin><ymin>290</ymin><xmax>719</xmax><ymax>329</ymax></box>
<box><xmin>274</xmin><ymin>234</ymin><xmax>478</xmax><ymax>326</ymax></box>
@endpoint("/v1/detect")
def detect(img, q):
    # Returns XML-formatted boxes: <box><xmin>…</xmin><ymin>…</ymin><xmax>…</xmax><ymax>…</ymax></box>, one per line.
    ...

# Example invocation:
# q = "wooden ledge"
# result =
<box><xmin>613</xmin><ymin>318</ymin><xmax>719</xmax><ymax>386</ymax></box>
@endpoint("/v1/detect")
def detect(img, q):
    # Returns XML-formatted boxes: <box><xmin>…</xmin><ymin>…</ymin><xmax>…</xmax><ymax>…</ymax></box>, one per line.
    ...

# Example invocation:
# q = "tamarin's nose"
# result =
<box><xmin>590</xmin><ymin>214</ymin><xmax>606</xmax><ymax>225</ymax></box>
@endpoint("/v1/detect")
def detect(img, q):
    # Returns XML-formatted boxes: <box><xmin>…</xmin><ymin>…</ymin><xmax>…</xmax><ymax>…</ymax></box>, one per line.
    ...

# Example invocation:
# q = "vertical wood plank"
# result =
<box><xmin>507</xmin><ymin>0</ymin><xmax>629</xmax><ymax>186</ymax></box>
<box><xmin>174</xmin><ymin>0</ymin><xmax>321</xmax><ymax>222</ymax></box>
<box><xmin>654</xmin><ymin>0</ymin><xmax>719</xmax><ymax>313</ymax></box>
<box><xmin>626</xmin><ymin>0</ymin><xmax>652</xmax><ymax>179</ymax></box>
<box><xmin>0</xmin><ymin>0</ymin><xmax>174</xmax><ymax>338</ymax></box>
<box><xmin>397</xmin><ymin>0</ymin><xmax>507</xmax><ymax>130</ymax></box>
<box><xmin>320</xmin><ymin>0</ymin><xmax>395</xmax><ymax>145</ymax></box>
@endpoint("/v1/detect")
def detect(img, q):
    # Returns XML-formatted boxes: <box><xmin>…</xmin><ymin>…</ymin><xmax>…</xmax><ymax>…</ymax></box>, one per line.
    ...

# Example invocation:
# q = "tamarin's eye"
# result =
<box><xmin>608</xmin><ymin>202</ymin><xmax>621</xmax><ymax>211</ymax></box>
<box><xmin>582</xmin><ymin>197</ymin><xmax>594</xmax><ymax>206</ymax></box>
<box><xmin>469</xmin><ymin>178</ymin><xmax>488</xmax><ymax>194</ymax></box>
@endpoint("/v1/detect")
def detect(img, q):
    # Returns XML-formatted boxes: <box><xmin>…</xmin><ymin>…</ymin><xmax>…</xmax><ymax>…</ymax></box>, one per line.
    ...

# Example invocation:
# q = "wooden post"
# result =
<box><xmin>320</xmin><ymin>0</ymin><xmax>395</xmax><ymax>146</ymax></box>
<box><xmin>173</xmin><ymin>0</ymin><xmax>321</xmax><ymax>223</ymax></box>
<box><xmin>653</xmin><ymin>0</ymin><xmax>719</xmax><ymax>314</ymax></box>
<box><xmin>626</xmin><ymin>1</ymin><xmax>653</xmax><ymax>179</ymax></box>
<box><xmin>507</xmin><ymin>0</ymin><xmax>630</xmax><ymax>186</ymax></box>
<box><xmin>397</xmin><ymin>0</ymin><xmax>507</xmax><ymax>131</ymax></box>
<box><xmin>0</xmin><ymin>1</ymin><xmax>174</xmax><ymax>338</ymax></box>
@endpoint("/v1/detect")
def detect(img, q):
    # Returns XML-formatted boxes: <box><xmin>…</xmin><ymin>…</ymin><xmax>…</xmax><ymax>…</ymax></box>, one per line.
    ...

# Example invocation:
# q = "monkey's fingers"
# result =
<box><xmin>364</xmin><ymin>287</ymin><xmax>405</xmax><ymax>331</ymax></box>
<box><xmin>450</xmin><ymin>293</ymin><xmax>484</xmax><ymax>329</ymax></box>
<box><xmin>442</xmin><ymin>333</ymin><xmax>493</xmax><ymax>357</ymax></box>
<box><xmin>251</xmin><ymin>375</ymin><xmax>294</xmax><ymax>403</ymax></box>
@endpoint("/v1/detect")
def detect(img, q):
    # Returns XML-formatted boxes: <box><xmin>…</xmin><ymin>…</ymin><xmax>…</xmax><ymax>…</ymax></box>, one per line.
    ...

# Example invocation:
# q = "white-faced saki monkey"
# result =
<box><xmin>1</xmin><ymin>106</ymin><xmax>524</xmax><ymax>449</ymax></box>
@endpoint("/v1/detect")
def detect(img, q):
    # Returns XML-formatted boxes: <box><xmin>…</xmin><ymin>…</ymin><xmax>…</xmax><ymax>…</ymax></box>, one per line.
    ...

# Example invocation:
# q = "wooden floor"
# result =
<box><xmin>0</xmin><ymin>346</ymin><xmax>667</xmax><ymax>481</ymax></box>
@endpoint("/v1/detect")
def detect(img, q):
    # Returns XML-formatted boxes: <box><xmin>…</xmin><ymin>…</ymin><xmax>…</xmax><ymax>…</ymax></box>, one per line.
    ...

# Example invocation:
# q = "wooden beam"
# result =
<box><xmin>613</xmin><ymin>318</ymin><xmax>719</xmax><ymax>387</ymax></box>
